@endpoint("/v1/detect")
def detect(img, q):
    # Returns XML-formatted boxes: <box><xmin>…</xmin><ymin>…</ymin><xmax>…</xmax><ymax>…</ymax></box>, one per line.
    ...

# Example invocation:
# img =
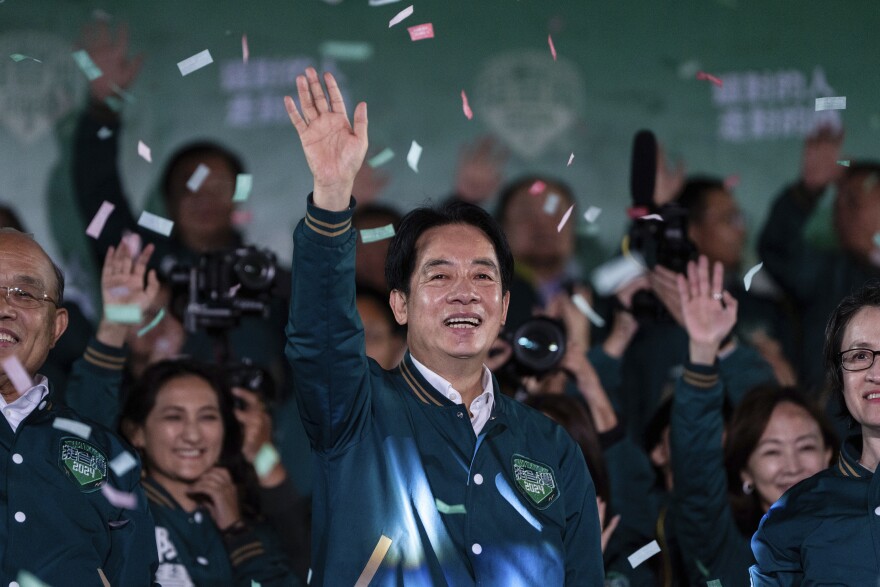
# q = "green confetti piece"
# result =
<box><xmin>17</xmin><ymin>570</ymin><xmax>51</xmax><ymax>587</ymax></box>
<box><xmin>435</xmin><ymin>498</ymin><xmax>466</xmax><ymax>515</ymax></box>
<box><xmin>105</xmin><ymin>304</ymin><xmax>142</xmax><ymax>324</ymax></box>
<box><xmin>71</xmin><ymin>49</ymin><xmax>103</xmax><ymax>81</ymax></box>
<box><xmin>837</xmin><ymin>160</ymin><xmax>850</xmax><ymax>167</ymax></box>
<box><xmin>706</xmin><ymin>580</ymin><xmax>722</xmax><ymax>587</ymax></box>
<box><xmin>137</xmin><ymin>308</ymin><xmax>166</xmax><ymax>337</ymax></box>
<box><xmin>319</xmin><ymin>41</ymin><xmax>374</xmax><ymax>61</ymax></box>
<box><xmin>874</xmin><ymin>233</ymin><xmax>880</xmax><ymax>248</ymax></box>
<box><xmin>10</xmin><ymin>54</ymin><xmax>28</xmax><ymax>62</ymax></box>
<box><xmin>252</xmin><ymin>582</ymin><xmax>262</xmax><ymax>587</ymax></box>
<box><xmin>254</xmin><ymin>443</ymin><xmax>280</xmax><ymax>478</ymax></box>
<box><xmin>110</xmin><ymin>82</ymin><xmax>136</xmax><ymax>104</ymax></box>
<box><xmin>368</xmin><ymin>148</ymin><xmax>395</xmax><ymax>169</ymax></box>
<box><xmin>233</xmin><ymin>174</ymin><xmax>253</xmax><ymax>202</ymax></box>
<box><xmin>360</xmin><ymin>224</ymin><xmax>396</xmax><ymax>244</ymax></box>
<box><xmin>104</xmin><ymin>96</ymin><xmax>123</xmax><ymax>112</ymax></box>
<box><xmin>695</xmin><ymin>558</ymin><xmax>711</xmax><ymax>579</ymax></box>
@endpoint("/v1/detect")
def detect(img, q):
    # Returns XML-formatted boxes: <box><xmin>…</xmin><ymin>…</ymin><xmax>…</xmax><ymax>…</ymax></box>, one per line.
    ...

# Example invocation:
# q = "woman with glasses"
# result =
<box><xmin>751</xmin><ymin>279</ymin><xmax>880</xmax><ymax>583</ymax></box>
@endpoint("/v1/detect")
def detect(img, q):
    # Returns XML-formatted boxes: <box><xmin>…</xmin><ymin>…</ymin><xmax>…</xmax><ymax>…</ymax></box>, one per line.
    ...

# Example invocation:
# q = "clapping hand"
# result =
<box><xmin>676</xmin><ymin>256</ymin><xmax>737</xmax><ymax>365</ymax></box>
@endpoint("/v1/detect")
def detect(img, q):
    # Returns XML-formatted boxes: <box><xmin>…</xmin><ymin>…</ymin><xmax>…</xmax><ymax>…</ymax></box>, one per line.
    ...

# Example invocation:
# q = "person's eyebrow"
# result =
<box><xmin>421</xmin><ymin>259</ymin><xmax>452</xmax><ymax>272</ymax></box>
<box><xmin>10</xmin><ymin>275</ymin><xmax>47</xmax><ymax>290</ymax></box>
<box><xmin>472</xmin><ymin>258</ymin><xmax>498</xmax><ymax>272</ymax></box>
<box><xmin>845</xmin><ymin>341</ymin><xmax>878</xmax><ymax>350</ymax></box>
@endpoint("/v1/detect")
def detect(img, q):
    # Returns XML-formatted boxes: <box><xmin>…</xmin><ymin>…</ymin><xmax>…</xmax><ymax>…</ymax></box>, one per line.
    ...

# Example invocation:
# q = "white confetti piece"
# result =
<box><xmin>101</xmin><ymin>483</ymin><xmax>138</xmax><ymax>509</ymax></box>
<box><xmin>242</xmin><ymin>34</ymin><xmax>249</xmax><ymax>64</ymax></box>
<box><xmin>368</xmin><ymin>148</ymin><xmax>394</xmax><ymax>168</ymax></box>
<box><xmin>639</xmin><ymin>214</ymin><xmax>664</xmax><ymax>221</ymax></box>
<box><xmin>137</xmin><ymin>211</ymin><xmax>174</xmax><ymax>237</ymax></box>
<box><xmin>543</xmin><ymin>193</ymin><xmax>560</xmax><ymax>215</ymax></box>
<box><xmin>815</xmin><ymin>96</ymin><xmax>846</xmax><ymax>111</ymax></box>
<box><xmin>105</xmin><ymin>304</ymin><xmax>142</xmax><ymax>324</ymax></box>
<box><xmin>407</xmin><ymin>141</ymin><xmax>422</xmax><ymax>172</ymax></box>
<box><xmin>628</xmin><ymin>539</ymin><xmax>661</xmax><ymax>568</ymax></box>
<box><xmin>85</xmin><ymin>201</ymin><xmax>115</xmax><ymax>239</ymax></box>
<box><xmin>572</xmin><ymin>293</ymin><xmax>606</xmax><ymax>328</ymax></box>
<box><xmin>743</xmin><ymin>262</ymin><xmax>763</xmax><ymax>292</ymax></box>
<box><xmin>186</xmin><ymin>163</ymin><xmax>211</xmax><ymax>192</ymax></box>
<box><xmin>110</xmin><ymin>451</ymin><xmax>138</xmax><ymax>476</ymax></box>
<box><xmin>557</xmin><ymin>205</ymin><xmax>574</xmax><ymax>232</ymax></box>
<box><xmin>389</xmin><ymin>5</ymin><xmax>413</xmax><ymax>27</ymax></box>
<box><xmin>567</xmin><ymin>152</ymin><xmax>574</xmax><ymax>166</ymax></box>
<box><xmin>97</xmin><ymin>126</ymin><xmax>113</xmax><ymax>140</ymax></box>
<box><xmin>320</xmin><ymin>41</ymin><xmax>374</xmax><ymax>61</ymax></box>
<box><xmin>360</xmin><ymin>224</ymin><xmax>396</xmax><ymax>243</ymax></box>
<box><xmin>584</xmin><ymin>206</ymin><xmax>602</xmax><ymax>223</ymax></box>
<box><xmin>53</xmin><ymin>417</ymin><xmax>92</xmax><ymax>439</ymax></box>
<box><xmin>177</xmin><ymin>49</ymin><xmax>214</xmax><ymax>76</ymax></box>
<box><xmin>72</xmin><ymin>49</ymin><xmax>102</xmax><ymax>80</ymax></box>
<box><xmin>233</xmin><ymin>174</ymin><xmax>253</xmax><ymax>202</ymax></box>
<box><xmin>10</xmin><ymin>54</ymin><xmax>41</xmax><ymax>63</ymax></box>
<box><xmin>254</xmin><ymin>443</ymin><xmax>280</xmax><ymax>478</ymax></box>
<box><xmin>369</xmin><ymin>0</ymin><xmax>400</xmax><ymax>4</ymax></box>
<box><xmin>137</xmin><ymin>140</ymin><xmax>152</xmax><ymax>163</ymax></box>
<box><xmin>1</xmin><ymin>356</ymin><xmax>32</xmax><ymax>395</ymax></box>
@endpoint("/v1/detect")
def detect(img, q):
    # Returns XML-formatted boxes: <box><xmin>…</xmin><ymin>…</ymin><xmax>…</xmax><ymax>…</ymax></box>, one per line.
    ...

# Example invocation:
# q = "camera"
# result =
<box><xmin>225</xmin><ymin>358</ymin><xmax>278</xmax><ymax>406</ymax></box>
<box><xmin>504</xmin><ymin>316</ymin><xmax>567</xmax><ymax>376</ymax></box>
<box><xmin>165</xmin><ymin>246</ymin><xmax>279</xmax><ymax>333</ymax></box>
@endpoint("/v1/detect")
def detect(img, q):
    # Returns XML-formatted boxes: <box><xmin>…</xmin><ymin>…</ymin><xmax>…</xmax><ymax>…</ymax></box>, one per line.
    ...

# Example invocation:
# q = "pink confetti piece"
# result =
<box><xmin>229</xmin><ymin>283</ymin><xmax>242</xmax><ymax>297</ymax></box>
<box><xmin>696</xmin><ymin>71</ymin><xmax>723</xmax><ymax>88</ymax></box>
<box><xmin>407</xmin><ymin>23</ymin><xmax>434</xmax><ymax>41</ymax></box>
<box><xmin>557</xmin><ymin>204</ymin><xmax>574</xmax><ymax>232</ymax></box>
<box><xmin>461</xmin><ymin>89</ymin><xmax>473</xmax><ymax>120</ymax></box>
<box><xmin>724</xmin><ymin>174</ymin><xmax>740</xmax><ymax>189</ymax></box>
<box><xmin>137</xmin><ymin>140</ymin><xmax>152</xmax><ymax>163</ymax></box>
<box><xmin>242</xmin><ymin>34</ymin><xmax>249</xmax><ymax>64</ymax></box>
<box><xmin>529</xmin><ymin>180</ymin><xmax>546</xmax><ymax>195</ymax></box>
<box><xmin>121</xmin><ymin>232</ymin><xmax>142</xmax><ymax>258</ymax></box>
<box><xmin>101</xmin><ymin>483</ymin><xmax>138</xmax><ymax>509</ymax></box>
<box><xmin>567</xmin><ymin>153</ymin><xmax>574</xmax><ymax>166</ymax></box>
<box><xmin>1</xmin><ymin>356</ymin><xmax>32</xmax><ymax>395</ymax></box>
<box><xmin>389</xmin><ymin>5</ymin><xmax>413</xmax><ymax>27</ymax></box>
<box><xmin>86</xmin><ymin>201</ymin><xmax>115</xmax><ymax>239</ymax></box>
<box><xmin>548</xmin><ymin>34</ymin><xmax>557</xmax><ymax>61</ymax></box>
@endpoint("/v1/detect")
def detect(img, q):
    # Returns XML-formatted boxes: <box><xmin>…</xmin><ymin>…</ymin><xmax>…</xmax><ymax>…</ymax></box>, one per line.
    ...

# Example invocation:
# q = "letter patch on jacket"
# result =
<box><xmin>59</xmin><ymin>437</ymin><xmax>107</xmax><ymax>491</ymax></box>
<box><xmin>512</xmin><ymin>454</ymin><xmax>558</xmax><ymax>509</ymax></box>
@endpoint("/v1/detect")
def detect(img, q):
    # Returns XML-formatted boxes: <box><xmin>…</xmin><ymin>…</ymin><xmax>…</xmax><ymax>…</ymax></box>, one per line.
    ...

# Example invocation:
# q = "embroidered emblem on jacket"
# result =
<box><xmin>512</xmin><ymin>454</ymin><xmax>559</xmax><ymax>509</ymax></box>
<box><xmin>59</xmin><ymin>437</ymin><xmax>107</xmax><ymax>491</ymax></box>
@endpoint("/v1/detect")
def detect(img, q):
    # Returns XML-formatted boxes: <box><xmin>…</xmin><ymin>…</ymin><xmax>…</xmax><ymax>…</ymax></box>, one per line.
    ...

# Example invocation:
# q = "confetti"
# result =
<box><xmin>242</xmin><ymin>34</ymin><xmax>249</xmax><ymax>64</ymax></box>
<box><xmin>543</xmin><ymin>193</ymin><xmax>560</xmax><ymax>215</ymax></box>
<box><xmin>369</xmin><ymin>0</ymin><xmax>401</xmax><ymax>4</ymax></box>
<box><xmin>320</xmin><ymin>41</ymin><xmax>373</xmax><ymax>61</ymax></box>
<box><xmin>97</xmin><ymin>126</ymin><xmax>113</xmax><ymax>140</ymax></box>
<box><xmin>696</xmin><ymin>71</ymin><xmax>723</xmax><ymax>87</ymax></box>
<box><xmin>229</xmin><ymin>284</ymin><xmax>242</xmax><ymax>297</ymax></box>
<box><xmin>435</xmin><ymin>499</ymin><xmax>467</xmax><ymax>514</ymax></box>
<box><xmin>137</xmin><ymin>140</ymin><xmax>152</xmax><ymax>163</ymax></box>
<box><xmin>529</xmin><ymin>181</ymin><xmax>546</xmax><ymax>195</ymax></box>
<box><xmin>85</xmin><ymin>201</ymin><xmax>115</xmax><ymax>239</ymax></box>
<box><xmin>567</xmin><ymin>152</ymin><xmax>574</xmax><ymax>166</ymax></box>
<box><xmin>837</xmin><ymin>160</ymin><xmax>850</xmax><ymax>167</ymax></box>
<box><xmin>584</xmin><ymin>206</ymin><xmax>602</xmax><ymax>223</ymax></box>
<box><xmin>639</xmin><ymin>214</ymin><xmax>664</xmax><ymax>221</ymax></box>
<box><xmin>548</xmin><ymin>34</ymin><xmax>557</xmax><ymax>61</ymax></box>
<box><xmin>815</xmin><ymin>96</ymin><xmax>846</xmax><ymax>111</ymax></box>
<box><xmin>389</xmin><ymin>5</ymin><xmax>413</xmax><ymax>27</ymax></box>
<box><xmin>706</xmin><ymin>581</ymin><xmax>722</xmax><ymax>587</ymax></box>
<box><xmin>407</xmin><ymin>23</ymin><xmax>434</xmax><ymax>41</ymax></box>
<box><xmin>254</xmin><ymin>443</ymin><xmax>280</xmax><ymax>478</ymax></box>
<box><xmin>724</xmin><ymin>175</ymin><xmax>740</xmax><ymax>189</ymax></box>
<box><xmin>110</xmin><ymin>82</ymin><xmax>136</xmax><ymax>105</ymax></box>
<box><xmin>572</xmin><ymin>293</ymin><xmax>606</xmax><ymax>328</ymax></box>
<box><xmin>107</xmin><ymin>287</ymin><xmax>131</xmax><ymax>298</ymax></box>
<box><xmin>233</xmin><ymin>174</ymin><xmax>253</xmax><ymax>202</ymax></box>
<box><xmin>15</xmin><ymin>570</ymin><xmax>50</xmax><ymax>587</ymax></box>
<box><xmin>743</xmin><ymin>262</ymin><xmax>763</xmax><ymax>292</ymax></box>
<box><xmin>72</xmin><ymin>49</ymin><xmax>103</xmax><ymax>80</ymax></box>
<box><xmin>360</xmin><ymin>224</ymin><xmax>396</xmax><ymax>243</ymax></box>
<box><xmin>10</xmin><ymin>53</ymin><xmax>41</xmax><ymax>63</ymax></box>
<box><xmin>137</xmin><ymin>308</ymin><xmax>166</xmax><ymax>337</ymax></box>
<box><xmin>461</xmin><ymin>89</ymin><xmax>473</xmax><ymax>120</ymax></box>
<box><xmin>557</xmin><ymin>205</ymin><xmax>574</xmax><ymax>232</ymax></box>
<box><xmin>368</xmin><ymin>148</ymin><xmax>395</xmax><ymax>168</ymax></box>
<box><xmin>110</xmin><ymin>451</ymin><xmax>138</xmax><ymax>476</ymax></box>
<box><xmin>177</xmin><ymin>49</ymin><xmax>214</xmax><ymax>76</ymax></box>
<box><xmin>121</xmin><ymin>232</ymin><xmax>142</xmax><ymax>258</ymax></box>
<box><xmin>137</xmin><ymin>211</ymin><xmax>174</xmax><ymax>237</ymax></box>
<box><xmin>52</xmin><ymin>417</ymin><xmax>92</xmax><ymax>439</ymax></box>
<box><xmin>101</xmin><ymin>483</ymin><xmax>138</xmax><ymax>509</ymax></box>
<box><xmin>252</xmin><ymin>582</ymin><xmax>262</xmax><ymax>587</ymax></box>
<box><xmin>105</xmin><ymin>304</ymin><xmax>142</xmax><ymax>324</ymax></box>
<box><xmin>407</xmin><ymin>140</ymin><xmax>422</xmax><ymax>172</ymax></box>
<box><xmin>1</xmin><ymin>356</ymin><xmax>32</xmax><ymax>394</ymax></box>
<box><xmin>357</xmin><ymin>535</ymin><xmax>393</xmax><ymax>586</ymax></box>
<box><xmin>186</xmin><ymin>163</ymin><xmax>211</xmax><ymax>192</ymax></box>
<box><xmin>627</xmin><ymin>539</ymin><xmax>661</xmax><ymax>568</ymax></box>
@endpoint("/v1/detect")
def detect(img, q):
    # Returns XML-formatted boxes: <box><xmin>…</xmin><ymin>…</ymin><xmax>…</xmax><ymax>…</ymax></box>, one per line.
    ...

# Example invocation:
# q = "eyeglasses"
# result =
<box><xmin>840</xmin><ymin>348</ymin><xmax>880</xmax><ymax>372</ymax></box>
<box><xmin>0</xmin><ymin>285</ymin><xmax>57</xmax><ymax>309</ymax></box>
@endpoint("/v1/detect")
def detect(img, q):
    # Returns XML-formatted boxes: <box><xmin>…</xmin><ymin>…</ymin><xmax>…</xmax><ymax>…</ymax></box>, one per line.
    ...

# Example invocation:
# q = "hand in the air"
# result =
<box><xmin>676</xmin><ymin>256</ymin><xmax>738</xmax><ymax>364</ymax></box>
<box><xmin>79</xmin><ymin>20</ymin><xmax>144</xmax><ymax>103</ymax></box>
<box><xmin>801</xmin><ymin>125</ymin><xmax>845</xmax><ymax>191</ymax></box>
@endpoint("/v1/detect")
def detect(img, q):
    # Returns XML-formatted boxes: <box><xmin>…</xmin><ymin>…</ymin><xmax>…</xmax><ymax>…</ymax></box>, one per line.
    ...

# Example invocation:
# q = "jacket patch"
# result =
<box><xmin>512</xmin><ymin>454</ymin><xmax>558</xmax><ymax>509</ymax></box>
<box><xmin>59</xmin><ymin>437</ymin><xmax>107</xmax><ymax>491</ymax></box>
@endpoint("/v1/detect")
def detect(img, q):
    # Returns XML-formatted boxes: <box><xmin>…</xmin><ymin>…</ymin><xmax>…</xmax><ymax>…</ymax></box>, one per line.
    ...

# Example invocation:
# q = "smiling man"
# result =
<box><xmin>284</xmin><ymin>68</ymin><xmax>602</xmax><ymax>585</ymax></box>
<box><xmin>0</xmin><ymin>229</ymin><xmax>157</xmax><ymax>585</ymax></box>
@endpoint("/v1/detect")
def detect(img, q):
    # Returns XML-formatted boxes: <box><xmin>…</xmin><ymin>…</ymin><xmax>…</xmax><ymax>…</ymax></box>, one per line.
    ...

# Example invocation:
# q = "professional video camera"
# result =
<box><xmin>504</xmin><ymin>316</ymin><xmax>568</xmax><ymax>377</ymax></box>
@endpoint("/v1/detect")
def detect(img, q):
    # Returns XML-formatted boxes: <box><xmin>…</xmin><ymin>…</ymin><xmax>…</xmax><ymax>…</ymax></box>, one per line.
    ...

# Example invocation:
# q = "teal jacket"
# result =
<box><xmin>287</xmin><ymin>197</ymin><xmax>604</xmax><ymax>585</ymax></box>
<box><xmin>671</xmin><ymin>362</ymin><xmax>752</xmax><ymax>587</ymax></box>
<box><xmin>750</xmin><ymin>435</ymin><xmax>876</xmax><ymax>585</ymax></box>
<box><xmin>0</xmin><ymin>386</ymin><xmax>157</xmax><ymax>585</ymax></box>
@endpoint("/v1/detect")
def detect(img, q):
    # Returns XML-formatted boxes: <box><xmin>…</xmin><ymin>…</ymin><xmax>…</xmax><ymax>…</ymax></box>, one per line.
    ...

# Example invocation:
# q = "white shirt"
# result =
<box><xmin>410</xmin><ymin>356</ymin><xmax>494</xmax><ymax>435</ymax></box>
<box><xmin>0</xmin><ymin>374</ymin><xmax>48</xmax><ymax>432</ymax></box>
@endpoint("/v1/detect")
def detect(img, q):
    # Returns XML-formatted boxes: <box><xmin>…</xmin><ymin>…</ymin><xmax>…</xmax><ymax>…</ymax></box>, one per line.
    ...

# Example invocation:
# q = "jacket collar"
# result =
<box><xmin>837</xmin><ymin>433</ymin><xmax>870</xmax><ymax>478</ymax></box>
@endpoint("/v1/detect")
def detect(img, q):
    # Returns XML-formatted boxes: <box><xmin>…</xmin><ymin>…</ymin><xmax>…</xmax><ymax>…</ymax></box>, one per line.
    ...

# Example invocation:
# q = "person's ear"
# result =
<box><xmin>50</xmin><ymin>307</ymin><xmax>68</xmax><ymax>348</ymax></box>
<box><xmin>649</xmin><ymin>442</ymin><xmax>668</xmax><ymax>468</ymax></box>
<box><xmin>127</xmin><ymin>422</ymin><xmax>146</xmax><ymax>450</ymax></box>
<box><xmin>500</xmin><ymin>290</ymin><xmax>510</xmax><ymax>327</ymax></box>
<box><xmin>740</xmin><ymin>469</ymin><xmax>754</xmax><ymax>489</ymax></box>
<box><xmin>389</xmin><ymin>290</ymin><xmax>408</xmax><ymax>326</ymax></box>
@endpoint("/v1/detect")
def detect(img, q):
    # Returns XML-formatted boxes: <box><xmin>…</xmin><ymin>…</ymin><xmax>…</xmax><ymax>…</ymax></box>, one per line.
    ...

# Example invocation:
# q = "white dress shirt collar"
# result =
<box><xmin>410</xmin><ymin>355</ymin><xmax>494</xmax><ymax>435</ymax></box>
<box><xmin>0</xmin><ymin>374</ymin><xmax>49</xmax><ymax>433</ymax></box>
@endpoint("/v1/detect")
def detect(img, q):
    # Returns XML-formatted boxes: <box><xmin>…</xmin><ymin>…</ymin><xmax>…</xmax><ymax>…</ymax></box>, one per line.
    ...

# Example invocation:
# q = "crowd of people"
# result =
<box><xmin>2</xmin><ymin>23</ymin><xmax>880</xmax><ymax>587</ymax></box>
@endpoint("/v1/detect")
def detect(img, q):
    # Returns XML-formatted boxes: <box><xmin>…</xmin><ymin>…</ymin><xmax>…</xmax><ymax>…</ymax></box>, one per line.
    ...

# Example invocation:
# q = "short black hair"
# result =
<box><xmin>385</xmin><ymin>200</ymin><xmax>514</xmax><ymax>298</ymax></box>
<box><xmin>824</xmin><ymin>279</ymin><xmax>880</xmax><ymax>420</ymax></box>
<box><xmin>160</xmin><ymin>141</ymin><xmax>246</xmax><ymax>204</ymax></box>
<box><xmin>676</xmin><ymin>176</ymin><xmax>726</xmax><ymax>225</ymax></box>
<box><xmin>494</xmin><ymin>175</ymin><xmax>574</xmax><ymax>228</ymax></box>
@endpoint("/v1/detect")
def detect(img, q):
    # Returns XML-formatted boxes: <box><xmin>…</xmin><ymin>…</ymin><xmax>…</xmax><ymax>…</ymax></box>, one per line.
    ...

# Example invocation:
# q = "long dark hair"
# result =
<box><xmin>119</xmin><ymin>358</ymin><xmax>262</xmax><ymax>521</ymax></box>
<box><xmin>724</xmin><ymin>384</ymin><xmax>838</xmax><ymax>535</ymax></box>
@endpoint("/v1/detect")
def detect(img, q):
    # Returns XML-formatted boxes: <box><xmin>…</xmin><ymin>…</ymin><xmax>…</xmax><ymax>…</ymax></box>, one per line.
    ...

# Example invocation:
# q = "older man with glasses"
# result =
<box><xmin>0</xmin><ymin>228</ymin><xmax>158</xmax><ymax>586</ymax></box>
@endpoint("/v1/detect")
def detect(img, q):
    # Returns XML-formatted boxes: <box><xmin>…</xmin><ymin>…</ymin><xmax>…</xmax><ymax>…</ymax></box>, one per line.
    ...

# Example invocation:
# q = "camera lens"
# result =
<box><xmin>233</xmin><ymin>249</ymin><xmax>276</xmax><ymax>291</ymax></box>
<box><xmin>510</xmin><ymin>317</ymin><xmax>566</xmax><ymax>375</ymax></box>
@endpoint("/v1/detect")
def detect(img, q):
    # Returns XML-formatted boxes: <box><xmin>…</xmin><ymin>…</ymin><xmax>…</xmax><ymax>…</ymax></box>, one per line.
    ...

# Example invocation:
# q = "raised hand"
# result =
<box><xmin>802</xmin><ymin>125</ymin><xmax>845</xmax><ymax>191</ymax></box>
<box><xmin>187</xmin><ymin>467</ymin><xmax>242</xmax><ymax>531</ymax></box>
<box><xmin>284</xmin><ymin>68</ymin><xmax>368</xmax><ymax>211</ymax></box>
<box><xmin>676</xmin><ymin>256</ymin><xmax>737</xmax><ymax>365</ymax></box>
<box><xmin>79</xmin><ymin>20</ymin><xmax>144</xmax><ymax>103</ymax></box>
<box><xmin>96</xmin><ymin>240</ymin><xmax>160</xmax><ymax>347</ymax></box>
